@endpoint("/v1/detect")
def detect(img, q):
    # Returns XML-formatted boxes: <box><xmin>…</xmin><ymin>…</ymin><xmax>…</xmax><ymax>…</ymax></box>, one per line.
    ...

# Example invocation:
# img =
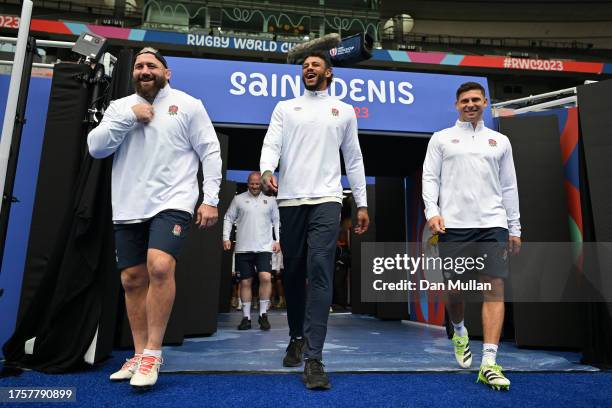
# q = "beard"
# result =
<box><xmin>302</xmin><ymin>71</ymin><xmax>327</xmax><ymax>91</ymax></box>
<box><xmin>133</xmin><ymin>74</ymin><xmax>167</xmax><ymax>101</ymax></box>
<box><xmin>248</xmin><ymin>187</ymin><xmax>261</xmax><ymax>195</ymax></box>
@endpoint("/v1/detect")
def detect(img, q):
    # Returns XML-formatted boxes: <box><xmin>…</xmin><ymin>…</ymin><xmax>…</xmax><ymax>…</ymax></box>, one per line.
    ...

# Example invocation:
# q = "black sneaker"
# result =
<box><xmin>282</xmin><ymin>337</ymin><xmax>305</xmax><ymax>367</ymax></box>
<box><xmin>237</xmin><ymin>317</ymin><xmax>251</xmax><ymax>330</ymax></box>
<box><xmin>258</xmin><ymin>313</ymin><xmax>271</xmax><ymax>331</ymax></box>
<box><xmin>302</xmin><ymin>359</ymin><xmax>331</xmax><ymax>390</ymax></box>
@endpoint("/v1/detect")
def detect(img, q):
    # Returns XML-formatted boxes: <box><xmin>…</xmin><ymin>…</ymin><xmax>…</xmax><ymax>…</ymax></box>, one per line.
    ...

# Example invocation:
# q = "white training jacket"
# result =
<box><xmin>87</xmin><ymin>85</ymin><xmax>222</xmax><ymax>222</ymax></box>
<box><xmin>260</xmin><ymin>90</ymin><xmax>367</xmax><ymax>208</ymax></box>
<box><xmin>422</xmin><ymin>120</ymin><xmax>521</xmax><ymax>237</ymax></box>
<box><xmin>223</xmin><ymin>191</ymin><xmax>280</xmax><ymax>253</ymax></box>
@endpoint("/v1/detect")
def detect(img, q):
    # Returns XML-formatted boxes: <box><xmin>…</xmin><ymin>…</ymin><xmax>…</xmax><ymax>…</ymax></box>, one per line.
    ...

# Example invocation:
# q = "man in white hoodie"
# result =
<box><xmin>88</xmin><ymin>47</ymin><xmax>222</xmax><ymax>389</ymax></box>
<box><xmin>222</xmin><ymin>171</ymin><xmax>281</xmax><ymax>331</ymax></box>
<box><xmin>260</xmin><ymin>51</ymin><xmax>369</xmax><ymax>390</ymax></box>
<box><xmin>422</xmin><ymin>81</ymin><xmax>521</xmax><ymax>391</ymax></box>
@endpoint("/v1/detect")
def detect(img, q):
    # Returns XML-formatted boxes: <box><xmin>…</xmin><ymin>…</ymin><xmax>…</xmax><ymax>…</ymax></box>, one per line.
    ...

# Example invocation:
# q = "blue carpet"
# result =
<box><xmin>1</xmin><ymin>354</ymin><xmax>610</xmax><ymax>408</ymax></box>
<box><xmin>161</xmin><ymin>312</ymin><xmax>596</xmax><ymax>373</ymax></box>
<box><xmin>1</xmin><ymin>313</ymin><xmax>604</xmax><ymax>407</ymax></box>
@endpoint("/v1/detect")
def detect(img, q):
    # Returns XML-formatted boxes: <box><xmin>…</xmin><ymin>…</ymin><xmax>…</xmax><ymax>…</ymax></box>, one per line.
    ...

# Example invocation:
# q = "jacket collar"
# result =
<box><xmin>456</xmin><ymin>119</ymin><xmax>484</xmax><ymax>132</ymax></box>
<box><xmin>304</xmin><ymin>89</ymin><xmax>329</xmax><ymax>98</ymax></box>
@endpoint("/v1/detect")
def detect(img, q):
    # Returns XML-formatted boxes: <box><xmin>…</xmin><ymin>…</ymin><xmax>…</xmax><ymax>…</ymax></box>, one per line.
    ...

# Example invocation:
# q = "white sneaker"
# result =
<box><xmin>130</xmin><ymin>355</ymin><xmax>163</xmax><ymax>388</ymax></box>
<box><xmin>109</xmin><ymin>354</ymin><xmax>142</xmax><ymax>381</ymax></box>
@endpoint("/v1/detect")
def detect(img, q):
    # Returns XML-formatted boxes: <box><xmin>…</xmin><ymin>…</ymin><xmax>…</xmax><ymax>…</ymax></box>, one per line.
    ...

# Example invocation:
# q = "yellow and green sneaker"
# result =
<box><xmin>477</xmin><ymin>364</ymin><xmax>511</xmax><ymax>391</ymax></box>
<box><xmin>451</xmin><ymin>331</ymin><xmax>472</xmax><ymax>368</ymax></box>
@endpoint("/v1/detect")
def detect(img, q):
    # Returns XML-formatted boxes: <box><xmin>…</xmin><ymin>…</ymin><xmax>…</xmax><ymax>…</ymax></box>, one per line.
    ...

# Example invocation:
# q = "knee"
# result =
<box><xmin>484</xmin><ymin>276</ymin><xmax>504</xmax><ymax>290</ymax></box>
<box><xmin>121</xmin><ymin>268</ymin><xmax>148</xmax><ymax>292</ymax></box>
<box><xmin>147</xmin><ymin>256</ymin><xmax>174</xmax><ymax>283</ymax></box>
<box><xmin>481</xmin><ymin>276</ymin><xmax>504</xmax><ymax>299</ymax></box>
<box><xmin>307</xmin><ymin>270</ymin><xmax>332</xmax><ymax>289</ymax></box>
<box><xmin>259</xmin><ymin>273</ymin><xmax>272</xmax><ymax>284</ymax></box>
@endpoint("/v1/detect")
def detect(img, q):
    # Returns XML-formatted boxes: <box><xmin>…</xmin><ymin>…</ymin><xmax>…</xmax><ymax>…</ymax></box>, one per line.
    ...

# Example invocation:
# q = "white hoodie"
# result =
<box><xmin>223</xmin><ymin>191</ymin><xmax>280</xmax><ymax>253</ymax></box>
<box><xmin>260</xmin><ymin>90</ymin><xmax>367</xmax><ymax>208</ymax></box>
<box><xmin>88</xmin><ymin>85</ymin><xmax>222</xmax><ymax>221</ymax></box>
<box><xmin>422</xmin><ymin>120</ymin><xmax>521</xmax><ymax>237</ymax></box>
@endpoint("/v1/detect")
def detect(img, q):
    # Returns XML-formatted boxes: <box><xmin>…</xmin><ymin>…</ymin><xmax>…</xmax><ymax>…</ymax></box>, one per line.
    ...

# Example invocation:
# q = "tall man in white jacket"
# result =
<box><xmin>223</xmin><ymin>171</ymin><xmax>280</xmax><ymax>331</ymax></box>
<box><xmin>260</xmin><ymin>51</ymin><xmax>369</xmax><ymax>390</ymax></box>
<box><xmin>88</xmin><ymin>48</ymin><xmax>222</xmax><ymax>389</ymax></box>
<box><xmin>422</xmin><ymin>82</ymin><xmax>521</xmax><ymax>391</ymax></box>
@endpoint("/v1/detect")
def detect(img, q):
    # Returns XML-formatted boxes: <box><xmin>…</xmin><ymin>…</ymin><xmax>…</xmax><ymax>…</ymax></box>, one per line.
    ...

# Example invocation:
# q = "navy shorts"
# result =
<box><xmin>438</xmin><ymin>227</ymin><xmax>509</xmax><ymax>279</ymax></box>
<box><xmin>235</xmin><ymin>252</ymin><xmax>272</xmax><ymax>280</ymax></box>
<box><xmin>114</xmin><ymin>209</ymin><xmax>192</xmax><ymax>270</ymax></box>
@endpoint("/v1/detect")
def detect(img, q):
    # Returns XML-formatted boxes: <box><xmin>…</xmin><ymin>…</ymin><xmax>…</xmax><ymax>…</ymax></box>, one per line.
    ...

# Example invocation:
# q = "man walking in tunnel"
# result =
<box><xmin>260</xmin><ymin>51</ymin><xmax>369</xmax><ymax>390</ymax></box>
<box><xmin>223</xmin><ymin>171</ymin><xmax>280</xmax><ymax>331</ymax></box>
<box><xmin>88</xmin><ymin>47</ymin><xmax>222</xmax><ymax>389</ymax></box>
<box><xmin>422</xmin><ymin>81</ymin><xmax>521</xmax><ymax>391</ymax></box>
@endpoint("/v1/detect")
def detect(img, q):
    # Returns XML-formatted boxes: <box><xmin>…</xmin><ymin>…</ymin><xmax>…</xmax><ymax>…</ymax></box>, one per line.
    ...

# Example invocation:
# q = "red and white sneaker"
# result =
<box><xmin>109</xmin><ymin>354</ymin><xmax>142</xmax><ymax>381</ymax></box>
<box><xmin>130</xmin><ymin>355</ymin><xmax>163</xmax><ymax>388</ymax></box>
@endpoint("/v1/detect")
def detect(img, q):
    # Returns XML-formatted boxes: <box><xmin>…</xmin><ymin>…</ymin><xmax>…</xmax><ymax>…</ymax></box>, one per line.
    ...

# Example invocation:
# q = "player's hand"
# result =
<box><xmin>196</xmin><ymin>204</ymin><xmax>218</xmax><ymax>229</ymax></box>
<box><xmin>272</xmin><ymin>241</ymin><xmax>281</xmax><ymax>253</ymax></box>
<box><xmin>428</xmin><ymin>216</ymin><xmax>446</xmax><ymax>234</ymax></box>
<box><xmin>223</xmin><ymin>240</ymin><xmax>232</xmax><ymax>251</ymax></box>
<box><xmin>354</xmin><ymin>207</ymin><xmax>369</xmax><ymax>235</ymax></box>
<box><xmin>131</xmin><ymin>103</ymin><xmax>154</xmax><ymax>123</ymax></box>
<box><xmin>261</xmin><ymin>171</ymin><xmax>278</xmax><ymax>194</ymax></box>
<box><xmin>508</xmin><ymin>235</ymin><xmax>521</xmax><ymax>255</ymax></box>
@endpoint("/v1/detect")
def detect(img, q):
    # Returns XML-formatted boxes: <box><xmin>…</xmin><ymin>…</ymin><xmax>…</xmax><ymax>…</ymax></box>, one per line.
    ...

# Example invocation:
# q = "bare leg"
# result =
<box><xmin>144</xmin><ymin>249</ymin><xmax>176</xmax><ymax>350</ymax></box>
<box><xmin>481</xmin><ymin>275</ymin><xmax>505</xmax><ymax>345</ymax></box>
<box><xmin>240</xmin><ymin>277</ymin><xmax>253</xmax><ymax>303</ymax></box>
<box><xmin>445</xmin><ymin>290</ymin><xmax>465</xmax><ymax>326</ymax></box>
<box><xmin>121</xmin><ymin>263</ymin><xmax>149</xmax><ymax>354</ymax></box>
<box><xmin>258</xmin><ymin>271</ymin><xmax>272</xmax><ymax>302</ymax></box>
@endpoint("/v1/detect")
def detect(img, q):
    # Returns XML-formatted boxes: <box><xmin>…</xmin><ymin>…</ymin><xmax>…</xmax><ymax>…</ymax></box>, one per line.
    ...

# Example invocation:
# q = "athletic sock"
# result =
<box><xmin>143</xmin><ymin>348</ymin><xmax>162</xmax><ymax>359</ymax></box>
<box><xmin>242</xmin><ymin>302</ymin><xmax>251</xmax><ymax>320</ymax></box>
<box><xmin>260</xmin><ymin>299</ymin><xmax>270</xmax><ymax>315</ymax></box>
<box><xmin>452</xmin><ymin>319</ymin><xmax>467</xmax><ymax>337</ymax></box>
<box><xmin>482</xmin><ymin>343</ymin><xmax>498</xmax><ymax>366</ymax></box>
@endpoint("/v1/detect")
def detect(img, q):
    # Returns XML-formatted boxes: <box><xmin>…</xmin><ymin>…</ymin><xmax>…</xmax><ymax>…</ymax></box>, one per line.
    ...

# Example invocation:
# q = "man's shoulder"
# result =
<box><xmin>432</xmin><ymin>125</ymin><xmax>458</xmax><ymax>139</ymax></box>
<box><xmin>266</xmin><ymin>98</ymin><xmax>289</xmax><ymax>116</ymax></box>
<box><xmin>277</xmin><ymin>97</ymin><xmax>300</xmax><ymax>107</ymax></box>
<box><xmin>235</xmin><ymin>191</ymin><xmax>250</xmax><ymax>200</ymax></box>
<box><xmin>332</xmin><ymin>98</ymin><xmax>356</xmax><ymax>116</ymax></box>
<box><xmin>332</xmin><ymin>98</ymin><xmax>354</xmax><ymax>110</ymax></box>
<box><xmin>262</xmin><ymin>194</ymin><xmax>277</xmax><ymax>204</ymax></box>
<box><xmin>168</xmin><ymin>87</ymin><xmax>200</xmax><ymax>104</ymax></box>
